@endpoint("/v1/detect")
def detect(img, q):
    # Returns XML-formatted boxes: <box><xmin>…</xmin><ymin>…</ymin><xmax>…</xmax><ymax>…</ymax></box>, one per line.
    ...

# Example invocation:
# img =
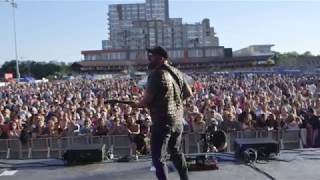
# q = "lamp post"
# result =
<box><xmin>5</xmin><ymin>0</ymin><xmax>20</xmax><ymax>81</ymax></box>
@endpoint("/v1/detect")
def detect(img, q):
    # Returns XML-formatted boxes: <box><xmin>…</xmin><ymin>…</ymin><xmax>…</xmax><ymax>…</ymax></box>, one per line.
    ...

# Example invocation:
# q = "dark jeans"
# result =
<box><xmin>151</xmin><ymin>123</ymin><xmax>189</xmax><ymax>180</ymax></box>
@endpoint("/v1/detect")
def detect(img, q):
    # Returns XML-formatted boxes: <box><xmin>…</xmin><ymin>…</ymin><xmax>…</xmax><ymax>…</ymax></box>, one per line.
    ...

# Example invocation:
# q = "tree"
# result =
<box><xmin>0</xmin><ymin>61</ymin><xmax>17</xmax><ymax>77</ymax></box>
<box><xmin>303</xmin><ymin>51</ymin><xmax>313</xmax><ymax>57</ymax></box>
<box><xmin>0</xmin><ymin>60</ymin><xmax>70</xmax><ymax>79</ymax></box>
<box><xmin>273</xmin><ymin>51</ymin><xmax>318</xmax><ymax>67</ymax></box>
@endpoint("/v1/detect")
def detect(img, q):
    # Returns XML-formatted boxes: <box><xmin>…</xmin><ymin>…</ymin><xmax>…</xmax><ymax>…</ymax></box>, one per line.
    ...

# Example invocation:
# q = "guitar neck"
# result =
<box><xmin>104</xmin><ymin>99</ymin><xmax>134</xmax><ymax>105</ymax></box>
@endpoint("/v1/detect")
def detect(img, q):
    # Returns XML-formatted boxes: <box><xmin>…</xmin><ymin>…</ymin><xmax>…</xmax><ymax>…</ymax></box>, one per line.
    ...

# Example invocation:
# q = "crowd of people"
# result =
<box><xmin>0</xmin><ymin>72</ymin><xmax>320</xmax><ymax>154</ymax></box>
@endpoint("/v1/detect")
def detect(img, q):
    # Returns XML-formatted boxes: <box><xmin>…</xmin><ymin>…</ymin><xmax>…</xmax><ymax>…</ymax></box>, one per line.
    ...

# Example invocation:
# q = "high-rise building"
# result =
<box><xmin>108</xmin><ymin>3</ymin><xmax>146</xmax><ymax>48</ymax></box>
<box><xmin>145</xmin><ymin>0</ymin><xmax>169</xmax><ymax>21</ymax></box>
<box><xmin>78</xmin><ymin>0</ymin><xmax>275</xmax><ymax>72</ymax></box>
<box><xmin>183</xmin><ymin>19</ymin><xmax>219</xmax><ymax>48</ymax></box>
<box><xmin>106</xmin><ymin>0</ymin><xmax>219</xmax><ymax>50</ymax></box>
<box><xmin>102</xmin><ymin>40</ymin><xmax>111</xmax><ymax>50</ymax></box>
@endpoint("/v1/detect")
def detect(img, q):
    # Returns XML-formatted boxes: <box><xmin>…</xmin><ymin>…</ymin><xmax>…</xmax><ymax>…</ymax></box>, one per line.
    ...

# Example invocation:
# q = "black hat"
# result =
<box><xmin>146</xmin><ymin>46</ymin><xmax>168</xmax><ymax>59</ymax></box>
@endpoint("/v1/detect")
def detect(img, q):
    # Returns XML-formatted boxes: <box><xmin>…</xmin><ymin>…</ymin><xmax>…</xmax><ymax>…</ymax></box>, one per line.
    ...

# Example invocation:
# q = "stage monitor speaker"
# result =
<box><xmin>187</xmin><ymin>156</ymin><xmax>219</xmax><ymax>171</ymax></box>
<box><xmin>63</xmin><ymin>144</ymin><xmax>106</xmax><ymax>165</ymax></box>
<box><xmin>234</xmin><ymin>137</ymin><xmax>279</xmax><ymax>160</ymax></box>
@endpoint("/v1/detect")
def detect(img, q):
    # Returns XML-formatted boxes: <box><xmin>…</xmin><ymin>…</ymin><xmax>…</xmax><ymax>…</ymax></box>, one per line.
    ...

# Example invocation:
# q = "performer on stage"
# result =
<box><xmin>129</xmin><ymin>46</ymin><xmax>193</xmax><ymax>180</ymax></box>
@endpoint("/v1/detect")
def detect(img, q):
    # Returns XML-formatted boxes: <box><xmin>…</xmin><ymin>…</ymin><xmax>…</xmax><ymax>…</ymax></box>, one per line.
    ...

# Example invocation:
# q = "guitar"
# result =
<box><xmin>104</xmin><ymin>99</ymin><xmax>135</xmax><ymax>105</ymax></box>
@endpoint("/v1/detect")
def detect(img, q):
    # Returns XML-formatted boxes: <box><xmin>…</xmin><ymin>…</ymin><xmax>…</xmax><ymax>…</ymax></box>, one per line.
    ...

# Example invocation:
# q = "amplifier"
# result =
<box><xmin>234</xmin><ymin>137</ymin><xmax>279</xmax><ymax>159</ymax></box>
<box><xmin>63</xmin><ymin>144</ymin><xmax>106</xmax><ymax>165</ymax></box>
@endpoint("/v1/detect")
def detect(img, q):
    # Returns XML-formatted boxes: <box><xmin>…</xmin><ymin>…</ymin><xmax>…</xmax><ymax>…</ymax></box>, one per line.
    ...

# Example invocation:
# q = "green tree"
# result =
<box><xmin>0</xmin><ymin>60</ymin><xmax>70</xmax><ymax>79</ymax></box>
<box><xmin>303</xmin><ymin>51</ymin><xmax>313</xmax><ymax>57</ymax></box>
<box><xmin>273</xmin><ymin>51</ymin><xmax>318</xmax><ymax>67</ymax></box>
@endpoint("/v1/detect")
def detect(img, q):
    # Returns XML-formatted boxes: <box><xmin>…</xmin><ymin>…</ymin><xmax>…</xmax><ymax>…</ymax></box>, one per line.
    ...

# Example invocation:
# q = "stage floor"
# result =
<box><xmin>1</xmin><ymin>149</ymin><xmax>320</xmax><ymax>180</ymax></box>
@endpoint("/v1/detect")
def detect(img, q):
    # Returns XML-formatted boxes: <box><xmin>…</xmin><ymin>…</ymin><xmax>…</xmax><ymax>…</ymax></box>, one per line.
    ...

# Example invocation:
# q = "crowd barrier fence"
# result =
<box><xmin>0</xmin><ymin>129</ymin><xmax>303</xmax><ymax>160</ymax></box>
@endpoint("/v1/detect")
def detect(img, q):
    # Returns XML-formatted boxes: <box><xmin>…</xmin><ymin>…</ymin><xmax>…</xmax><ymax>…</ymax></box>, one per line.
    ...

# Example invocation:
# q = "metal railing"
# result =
<box><xmin>0</xmin><ymin>129</ymin><xmax>302</xmax><ymax>160</ymax></box>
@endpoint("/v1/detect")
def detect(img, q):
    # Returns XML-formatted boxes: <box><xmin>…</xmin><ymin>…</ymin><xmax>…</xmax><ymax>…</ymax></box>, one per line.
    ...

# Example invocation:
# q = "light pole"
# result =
<box><xmin>4</xmin><ymin>0</ymin><xmax>20</xmax><ymax>81</ymax></box>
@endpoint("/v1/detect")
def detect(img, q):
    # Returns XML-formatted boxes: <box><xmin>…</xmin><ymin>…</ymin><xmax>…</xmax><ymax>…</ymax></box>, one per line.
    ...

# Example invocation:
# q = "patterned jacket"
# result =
<box><xmin>147</xmin><ymin>63</ymin><xmax>189</xmax><ymax>126</ymax></box>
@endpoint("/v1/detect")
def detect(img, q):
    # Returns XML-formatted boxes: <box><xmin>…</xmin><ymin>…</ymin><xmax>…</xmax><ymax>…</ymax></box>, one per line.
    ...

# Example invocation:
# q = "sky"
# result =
<box><xmin>0</xmin><ymin>0</ymin><xmax>319</xmax><ymax>64</ymax></box>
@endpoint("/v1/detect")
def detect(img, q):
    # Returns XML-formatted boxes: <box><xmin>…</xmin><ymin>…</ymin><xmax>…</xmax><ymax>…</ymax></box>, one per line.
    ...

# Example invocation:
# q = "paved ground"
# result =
<box><xmin>1</xmin><ymin>149</ymin><xmax>320</xmax><ymax>180</ymax></box>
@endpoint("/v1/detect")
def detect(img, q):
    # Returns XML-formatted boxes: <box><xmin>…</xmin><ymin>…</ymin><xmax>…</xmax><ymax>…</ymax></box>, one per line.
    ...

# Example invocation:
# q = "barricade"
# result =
<box><xmin>8</xmin><ymin>139</ymin><xmax>22</xmax><ymax>159</ymax></box>
<box><xmin>49</xmin><ymin>137</ymin><xmax>61</xmax><ymax>159</ymax></box>
<box><xmin>0</xmin><ymin>139</ymin><xmax>9</xmax><ymax>159</ymax></box>
<box><xmin>0</xmin><ymin>129</ymin><xmax>302</xmax><ymax>159</ymax></box>
<box><xmin>111</xmin><ymin>135</ymin><xmax>132</xmax><ymax>157</ymax></box>
<box><xmin>184</xmin><ymin>133</ymin><xmax>202</xmax><ymax>154</ymax></box>
<box><xmin>280</xmin><ymin>129</ymin><xmax>301</xmax><ymax>149</ymax></box>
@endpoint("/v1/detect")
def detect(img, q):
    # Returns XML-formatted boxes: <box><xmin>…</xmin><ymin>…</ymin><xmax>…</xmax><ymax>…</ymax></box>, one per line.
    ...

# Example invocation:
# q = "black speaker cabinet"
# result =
<box><xmin>234</xmin><ymin>137</ymin><xmax>279</xmax><ymax>159</ymax></box>
<box><xmin>63</xmin><ymin>144</ymin><xmax>106</xmax><ymax>165</ymax></box>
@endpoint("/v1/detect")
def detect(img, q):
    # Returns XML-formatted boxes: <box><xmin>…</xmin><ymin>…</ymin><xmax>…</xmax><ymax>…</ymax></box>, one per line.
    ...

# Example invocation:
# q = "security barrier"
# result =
<box><xmin>0</xmin><ymin>129</ymin><xmax>301</xmax><ymax>160</ymax></box>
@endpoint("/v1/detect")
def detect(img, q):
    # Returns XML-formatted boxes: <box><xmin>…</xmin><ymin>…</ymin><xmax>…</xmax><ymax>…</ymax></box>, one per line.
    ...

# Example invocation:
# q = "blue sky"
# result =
<box><xmin>0</xmin><ymin>0</ymin><xmax>319</xmax><ymax>64</ymax></box>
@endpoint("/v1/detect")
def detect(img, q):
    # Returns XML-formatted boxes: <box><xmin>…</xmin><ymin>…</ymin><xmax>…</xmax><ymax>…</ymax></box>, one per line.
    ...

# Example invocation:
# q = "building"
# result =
<box><xmin>233</xmin><ymin>45</ymin><xmax>274</xmax><ymax>57</ymax></box>
<box><xmin>82</xmin><ymin>46</ymin><xmax>225</xmax><ymax>62</ymax></box>
<box><xmin>106</xmin><ymin>0</ymin><xmax>219</xmax><ymax>50</ymax></box>
<box><xmin>183</xmin><ymin>19</ymin><xmax>219</xmax><ymax>48</ymax></box>
<box><xmin>72</xmin><ymin>54</ymin><xmax>273</xmax><ymax>73</ymax></box>
<box><xmin>75</xmin><ymin>0</ymin><xmax>274</xmax><ymax>73</ymax></box>
<box><xmin>73</xmin><ymin>46</ymin><xmax>273</xmax><ymax>73</ymax></box>
<box><xmin>107</xmin><ymin>3</ymin><xmax>146</xmax><ymax>49</ymax></box>
<box><xmin>145</xmin><ymin>0</ymin><xmax>169</xmax><ymax>21</ymax></box>
<box><xmin>102</xmin><ymin>40</ymin><xmax>111</xmax><ymax>50</ymax></box>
